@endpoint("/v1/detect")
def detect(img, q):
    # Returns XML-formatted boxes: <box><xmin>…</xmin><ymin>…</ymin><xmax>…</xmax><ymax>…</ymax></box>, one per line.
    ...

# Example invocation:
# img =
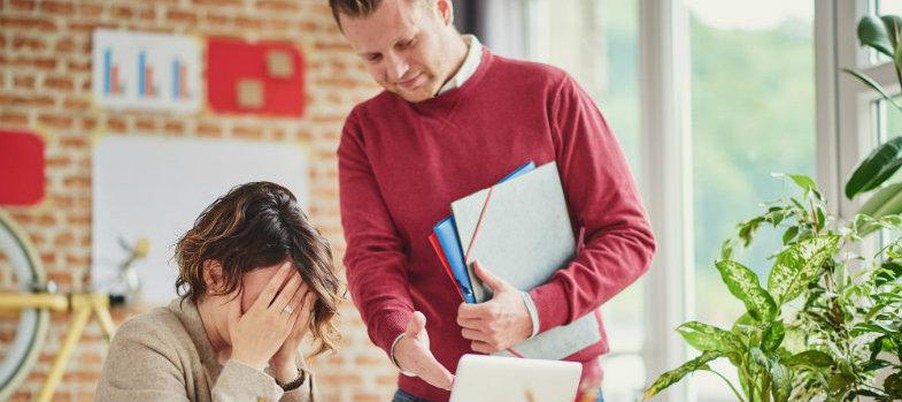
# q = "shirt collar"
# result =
<box><xmin>436</xmin><ymin>35</ymin><xmax>483</xmax><ymax>96</ymax></box>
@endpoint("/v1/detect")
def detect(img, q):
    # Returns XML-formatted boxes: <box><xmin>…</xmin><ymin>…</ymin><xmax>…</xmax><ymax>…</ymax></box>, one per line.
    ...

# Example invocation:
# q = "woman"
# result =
<box><xmin>96</xmin><ymin>182</ymin><xmax>342</xmax><ymax>401</ymax></box>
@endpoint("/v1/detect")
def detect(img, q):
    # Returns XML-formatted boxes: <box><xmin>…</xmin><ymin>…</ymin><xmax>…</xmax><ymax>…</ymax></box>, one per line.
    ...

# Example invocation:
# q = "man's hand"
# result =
<box><xmin>457</xmin><ymin>260</ymin><xmax>533</xmax><ymax>354</ymax></box>
<box><xmin>394</xmin><ymin>311</ymin><xmax>455</xmax><ymax>390</ymax></box>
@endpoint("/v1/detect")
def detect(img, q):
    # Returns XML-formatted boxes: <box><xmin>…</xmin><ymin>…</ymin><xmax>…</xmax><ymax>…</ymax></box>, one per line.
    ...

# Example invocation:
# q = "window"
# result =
<box><xmin>521</xmin><ymin>1</ymin><xmax>645</xmax><ymax>399</ymax></box>
<box><xmin>687</xmin><ymin>1</ymin><xmax>816</xmax><ymax>401</ymax></box>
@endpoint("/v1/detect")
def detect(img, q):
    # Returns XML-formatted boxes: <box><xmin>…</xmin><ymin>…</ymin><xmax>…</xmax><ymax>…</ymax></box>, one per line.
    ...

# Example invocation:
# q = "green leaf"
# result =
<box><xmin>885</xmin><ymin>372</ymin><xmax>902</xmax><ymax>397</ymax></box>
<box><xmin>789</xmin><ymin>174</ymin><xmax>818</xmax><ymax>193</ymax></box>
<box><xmin>876</xmin><ymin>261</ymin><xmax>902</xmax><ymax>287</ymax></box>
<box><xmin>762</xmin><ymin>321</ymin><xmax>785</xmax><ymax>352</ymax></box>
<box><xmin>770</xmin><ymin>358</ymin><xmax>792</xmax><ymax>402</ymax></box>
<box><xmin>896</xmin><ymin>28</ymin><xmax>902</xmax><ymax>75</ymax></box>
<box><xmin>767</xmin><ymin>235</ymin><xmax>840</xmax><ymax>305</ymax></box>
<box><xmin>781</xmin><ymin>226</ymin><xmax>799</xmax><ymax>245</ymax></box>
<box><xmin>861</xmin><ymin>359</ymin><xmax>892</xmax><ymax>372</ymax></box>
<box><xmin>677</xmin><ymin>321</ymin><xmax>744</xmax><ymax>355</ymax></box>
<box><xmin>859</xmin><ymin>14</ymin><xmax>895</xmax><ymax>57</ymax></box>
<box><xmin>858</xmin><ymin>182</ymin><xmax>902</xmax><ymax>223</ymax></box>
<box><xmin>845</xmin><ymin>136</ymin><xmax>902</xmax><ymax>199</ymax></box>
<box><xmin>843</xmin><ymin>69</ymin><xmax>902</xmax><ymax>116</ymax></box>
<box><xmin>784</xmin><ymin>350</ymin><xmax>835</xmax><ymax>368</ymax></box>
<box><xmin>643</xmin><ymin>351</ymin><xmax>720</xmax><ymax>400</ymax></box>
<box><xmin>830</xmin><ymin>372</ymin><xmax>854</xmax><ymax>392</ymax></box>
<box><xmin>883</xmin><ymin>15</ymin><xmax>902</xmax><ymax>49</ymax></box>
<box><xmin>716</xmin><ymin>260</ymin><xmax>778</xmax><ymax>322</ymax></box>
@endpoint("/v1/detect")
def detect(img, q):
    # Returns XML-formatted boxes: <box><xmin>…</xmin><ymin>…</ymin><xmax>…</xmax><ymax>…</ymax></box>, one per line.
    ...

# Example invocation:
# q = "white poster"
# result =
<box><xmin>92</xmin><ymin>29</ymin><xmax>202</xmax><ymax>112</ymax></box>
<box><xmin>91</xmin><ymin>136</ymin><xmax>309</xmax><ymax>305</ymax></box>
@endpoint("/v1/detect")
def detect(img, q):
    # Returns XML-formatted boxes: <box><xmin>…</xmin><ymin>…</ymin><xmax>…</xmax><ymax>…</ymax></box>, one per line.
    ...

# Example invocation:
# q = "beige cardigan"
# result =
<box><xmin>95</xmin><ymin>299</ymin><xmax>315</xmax><ymax>402</ymax></box>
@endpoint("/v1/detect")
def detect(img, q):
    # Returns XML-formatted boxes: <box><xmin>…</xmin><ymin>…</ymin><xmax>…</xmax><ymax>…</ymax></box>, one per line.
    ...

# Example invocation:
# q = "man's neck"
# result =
<box><xmin>437</xmin><ymin>34</ymin><xmax>470</xmax><ymax>94</ymax></box>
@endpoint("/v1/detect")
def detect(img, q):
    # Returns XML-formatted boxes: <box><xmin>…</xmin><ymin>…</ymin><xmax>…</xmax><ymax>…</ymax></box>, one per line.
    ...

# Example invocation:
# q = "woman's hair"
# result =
<box><xmin>174</xmin><ymin>181</ymin><xmax>342</xmax><ymax>357</ymax></box>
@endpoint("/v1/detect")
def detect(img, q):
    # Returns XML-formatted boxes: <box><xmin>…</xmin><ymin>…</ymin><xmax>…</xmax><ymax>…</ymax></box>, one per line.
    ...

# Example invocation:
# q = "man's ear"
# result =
<box><xmin>435</xmin><ymin>0</ymin><xmax>454</xmax><ymax>26</ymax></box>
<box><xmin>202</xmin><ymin>260</ymin><xmax>224</xmax><ymax>292</ymax></box>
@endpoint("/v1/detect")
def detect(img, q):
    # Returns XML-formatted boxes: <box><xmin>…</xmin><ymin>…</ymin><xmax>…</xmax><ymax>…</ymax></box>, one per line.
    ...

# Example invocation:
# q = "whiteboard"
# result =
<box><xmin>92</xmin><ymin>136</ymin><xmax>309</xmax><ymax>305</ymax></box>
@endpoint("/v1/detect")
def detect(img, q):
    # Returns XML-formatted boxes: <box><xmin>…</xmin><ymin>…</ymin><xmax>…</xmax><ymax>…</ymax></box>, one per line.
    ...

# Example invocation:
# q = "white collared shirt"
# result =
<box><xmin>436</xmin><ymin>35</ymin><xmax>483</xmax><ymax>95</ymax></box>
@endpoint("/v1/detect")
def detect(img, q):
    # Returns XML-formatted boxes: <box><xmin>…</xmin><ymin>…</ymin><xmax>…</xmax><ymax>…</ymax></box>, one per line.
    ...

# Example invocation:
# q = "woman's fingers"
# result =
<box><xmin>249</xmin><ymin>262</ymin><xmax>293</xmax><ymax>312</ymax></box>
<box><xmin>272</xmin><ymin>273</ymin><xmax>303</xmax><ymax>313</ymax></box>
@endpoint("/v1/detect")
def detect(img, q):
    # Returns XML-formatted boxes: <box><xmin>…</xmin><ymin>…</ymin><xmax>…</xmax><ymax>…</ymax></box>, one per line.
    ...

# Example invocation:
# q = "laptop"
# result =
<box><xmin>449</xmin><ymin>354</ymin><xmax>583</xmax><ymax>402</ymax></box>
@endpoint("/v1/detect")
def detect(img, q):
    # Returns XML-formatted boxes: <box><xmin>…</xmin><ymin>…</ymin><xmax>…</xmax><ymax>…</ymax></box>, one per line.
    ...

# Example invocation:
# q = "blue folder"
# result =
<box><xmin>433</xmin><ymin>161</ymin><xmax>536</xmax><ymax>303</ymax></box>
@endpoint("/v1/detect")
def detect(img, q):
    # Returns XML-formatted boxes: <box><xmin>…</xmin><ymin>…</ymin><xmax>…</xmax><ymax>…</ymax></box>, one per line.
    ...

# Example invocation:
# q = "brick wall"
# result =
<box><xmin>0</xmin><ymin>1</ymin><xmax>399</xmax><ymax>401</ymax></box>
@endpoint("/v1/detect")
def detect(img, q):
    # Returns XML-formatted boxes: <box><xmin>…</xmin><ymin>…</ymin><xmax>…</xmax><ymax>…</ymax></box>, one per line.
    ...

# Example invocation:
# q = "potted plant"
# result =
<box><xmin>644</xmin><ymin>13</ymin><xmax>902</xmax><ymax>401</ymax></box>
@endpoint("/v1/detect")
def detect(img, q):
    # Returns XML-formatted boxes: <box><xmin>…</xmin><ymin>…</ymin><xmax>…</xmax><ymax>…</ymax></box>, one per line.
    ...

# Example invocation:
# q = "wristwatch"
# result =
<box><xmin>277</xmin><ymin>369</ymin><xmax>307</xmax><ymax>391</ymax></box>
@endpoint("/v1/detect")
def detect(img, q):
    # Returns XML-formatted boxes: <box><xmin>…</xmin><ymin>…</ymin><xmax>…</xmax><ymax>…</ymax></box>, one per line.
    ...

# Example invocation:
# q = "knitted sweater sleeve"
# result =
<box><xmin>528</xmin><ymin>75</ymin><xmax>657</xmax><ymax>332</ymax></box>
<box><xmin>338</xmin><ymin>111</ymin><xmax>415</xmax><ymax>354</ymax></box>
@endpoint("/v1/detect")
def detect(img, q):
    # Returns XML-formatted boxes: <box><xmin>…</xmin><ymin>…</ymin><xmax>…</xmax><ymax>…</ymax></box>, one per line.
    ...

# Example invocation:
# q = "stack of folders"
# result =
<box><xmin>428</xmin><ymin>161</ymin><xmax>602</xmax><ymax>360</ymax></box>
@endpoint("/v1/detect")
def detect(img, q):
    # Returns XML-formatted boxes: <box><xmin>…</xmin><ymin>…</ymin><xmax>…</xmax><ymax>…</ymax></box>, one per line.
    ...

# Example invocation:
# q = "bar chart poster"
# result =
<box><xmin>92</xmin><ymin>29</ymin><xmax>201</xmax><ymax>112</ymax></box>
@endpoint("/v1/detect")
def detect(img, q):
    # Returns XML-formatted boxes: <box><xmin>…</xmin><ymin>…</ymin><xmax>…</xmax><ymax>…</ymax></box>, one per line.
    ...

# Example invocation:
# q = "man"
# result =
<box><xmin>332</xmin><ymin>1</ymin><xmax>656</xmax><ymax>401</ymax></box>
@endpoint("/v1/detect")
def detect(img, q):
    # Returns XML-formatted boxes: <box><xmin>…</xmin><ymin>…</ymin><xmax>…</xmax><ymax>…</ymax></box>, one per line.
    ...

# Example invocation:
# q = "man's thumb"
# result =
<box><xmin>473</xmin><ymin>260</ymin><xmax>504</xmax><ymax>291</ymax></box>
<box><xmin>406</xmin><ymin>311</ymin><xmax>426</xmax><ymax>337</ymax></box>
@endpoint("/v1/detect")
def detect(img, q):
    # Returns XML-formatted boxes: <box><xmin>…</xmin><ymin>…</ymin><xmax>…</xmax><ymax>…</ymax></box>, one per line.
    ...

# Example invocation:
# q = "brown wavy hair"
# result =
<box><xmin>174</xmin><ymin>181</ymin><xmax>342</xmax><ymax>357</ymax></box>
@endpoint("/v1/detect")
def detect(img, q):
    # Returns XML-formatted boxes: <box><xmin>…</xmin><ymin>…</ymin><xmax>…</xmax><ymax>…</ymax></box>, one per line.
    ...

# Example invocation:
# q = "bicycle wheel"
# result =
<box><xmin>0</xmin><ymin>210</ymin><xmax>49</xmax><ymax>400</ymax></box>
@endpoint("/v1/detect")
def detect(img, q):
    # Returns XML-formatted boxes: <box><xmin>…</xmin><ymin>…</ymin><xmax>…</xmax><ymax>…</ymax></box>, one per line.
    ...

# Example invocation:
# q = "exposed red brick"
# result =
<box><xmin>61</xmin><ymin>370</ymin><xmax>100</xmax><ymax>383</ymax></box>
<box><xmin>40</xmin><ymin>1</ymin><xmax>75</xmax><ymax>15</ymax></box>
<box><xmin>166</xmin><ymin>9</ymin><xmax>198</xmax><ymax>24</ymax></box>
<box><xmin>12</xmin><ymin>36</ymin><xmax>46</xmax><ymax>52</ymax></box>
<box><xmin>55</xmin><ymin>38</ymin><xmax>77</xmax><ymax>53</ymax></box>
<box><xmin>63</xmin><ymin>175</ymin><xmax>91</xmax><ymax>189</ymax></box>
<box><xmin>204</xmin><ymin>12</ymin><xmax>231</xmax><ymax>26</ymax></box>
<box><xmin>233</xmin><ymin>125</ymin><xmax>265</xmax><ymax>140</ymax></box>
<box><xmin>8</xmin><ymin>55</ymin><xmax>58</xmax><ymax>70</ymax></box>
<box><xmin>54</xmin><ymin>233</ymin><xmax>75</xmax><ymax>247</ymax></box>
<box><xmin>314</xmin><ymin>40</ymin><xmax>353</xmax><ymax>52</ymax></box>
<box><xmin>13</xmin><ymin>75</ymin><xmax>36</xmax><ymax>89</ymax></box>
<box><xmin>197</xmin><ymin>122</ymin><xmax>222</xmax><ymax>137</ymax></box>
<box><xmin>106</xmin><ymin>117</ymin><xmax>128</xmax><ymax>132</ymax></box>
<box><xmin>43</xmin><ymin>76</ymin><xmax>75</xmax><ymax>91</ymax></box>
<box><xmin>10</xmin><ymin>0</ymin><xmax>36</xmax><ymax>11</ymax></box>
<box><xmin>62</xmin><ymin>98</ymin><xmax>91</xmax><ymax>110</ymax></box>
<box><xmin>0</xmin><ymin>16</ymin><xmax>57</xmax><ymax>30</ymax></box>
<box><xmin>77</xmin><ymin>3</ymin><xmax>104</xmax><ymax>17</ymax></box>
<box><xmin>258</xmin><ymin>0</ymin><xmax>301</xmax><ymax>12</ymax></box>
<box><xmin>60</xmin><ymin>136</ymin><xmax>87</xmax><ymax>149</ymax></box>
<box><xmin>80</xmin><ymin>117</ymin><xmax>98</xmax><ymax>130</ymax></box>
<box><xmin>0</xmin><ymin>112</ymin><xmax>29</xmax><ymax>126</ymax></box>
<box><xmin>235</xmin><ymin>16</ymin><xmax>263</xmax><ymax>30</ymax></box>
<box><xmin>5</xmin><ymin>94</ymin><xmax>56</xmax><ymax>107</ymax></box>
<box><xmin>163</xmin><ymin>120</ymin><xmax>185</xmax><ymax>133</ymax></box>
<box><xmin>138</xmin><ymin>8</ymin><xmax>156</xmax><ymax>21</ymax></box>
<box><xmin>38</xmin><ymin>113</ymin><xmax>74</xmax><ymax>129</ymax></box>
<box><xmin>193</xmin><ymin>0</ymin><xmax>241</xmax><ymax>6</ymax></box>
<box><xmin>110</xmin><ymin>5</ymin><xmax>134</xmax><ymax>19</ymax></box>
<box><xmin>135</xmin><ymin>117</ymin><xmax>159</xmax><ymax>131</ymax></box>
<box><xmin>66</xmin><ymin>59</ymin><xmax>91</xmax><ymax>73</ymax></box>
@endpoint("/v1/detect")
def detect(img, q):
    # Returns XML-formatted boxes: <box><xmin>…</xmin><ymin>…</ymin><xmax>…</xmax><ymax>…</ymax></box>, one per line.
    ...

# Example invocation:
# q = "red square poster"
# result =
<box><xmin>0</xmin><ymin>130</ymin><xmax>45</xmax><ymax>206</ymax></box>
<box><xmin>207</xmin><ymin>38</ymin><xmax>306</xmax><ymax>117</ymax></box>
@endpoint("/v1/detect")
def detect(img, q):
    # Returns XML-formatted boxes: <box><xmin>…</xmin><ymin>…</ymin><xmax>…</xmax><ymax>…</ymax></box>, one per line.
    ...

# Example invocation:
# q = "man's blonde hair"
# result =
<box><xmin>329</xmin><ymin>0</ymin><xmax>433</xmax><ymax>31</ymax></box>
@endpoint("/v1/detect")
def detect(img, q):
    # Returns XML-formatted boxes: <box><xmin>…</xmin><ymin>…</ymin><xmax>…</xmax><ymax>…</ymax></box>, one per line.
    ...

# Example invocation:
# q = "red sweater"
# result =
<box><xmin>338</xmin><ymin>48</ymin><xmax>656</xmax><ymax>401</ymax></box>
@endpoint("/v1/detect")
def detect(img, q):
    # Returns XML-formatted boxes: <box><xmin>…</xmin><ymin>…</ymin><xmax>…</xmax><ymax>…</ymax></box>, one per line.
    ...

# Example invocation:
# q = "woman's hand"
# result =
<box><xmin>227</xmin><ymin>262</ymin><xmax>307</xmax><ymax>371</ymax></box>
<box><xmin>270</xmin><ymin>285</ymin><xmax>316</xmax><ymax>383</ymax></box>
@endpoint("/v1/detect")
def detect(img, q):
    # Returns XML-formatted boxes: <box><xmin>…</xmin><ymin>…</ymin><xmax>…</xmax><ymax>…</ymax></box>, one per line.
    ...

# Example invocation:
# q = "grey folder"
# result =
<box><xmin>451</xmin><ymin>162</ymin><xmax>601</xmax><ymax>360</ymax></box>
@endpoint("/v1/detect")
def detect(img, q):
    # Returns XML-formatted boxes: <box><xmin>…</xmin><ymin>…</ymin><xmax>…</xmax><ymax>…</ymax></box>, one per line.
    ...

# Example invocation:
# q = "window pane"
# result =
<box><xmin>878</xmin><ymin>0</ymin><xmax>902</xmax><ymax>16</ymax></box>
<box><xmin>529</xmin><ymin>0</ymin><xmax>643</xmax><ymax>400</ymax></box>
<box><xmin>688</xmin><ymin>1</ymin><xmax>816</xmax><ymax>401</ymax></box>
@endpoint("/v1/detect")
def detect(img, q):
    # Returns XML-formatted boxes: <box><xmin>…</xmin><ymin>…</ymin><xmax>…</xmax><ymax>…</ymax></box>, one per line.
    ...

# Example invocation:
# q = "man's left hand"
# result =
<box><xmin>456</xmin><ymin>260</ymin><xmax>534</xmax><ymax>354</ymax></box>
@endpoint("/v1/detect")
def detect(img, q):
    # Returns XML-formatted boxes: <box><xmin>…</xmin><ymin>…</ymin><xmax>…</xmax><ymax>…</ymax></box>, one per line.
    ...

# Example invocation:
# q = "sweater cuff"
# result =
<box><xmin>376</xmin><ymin>310</ymin><xmax>412</xmax><ymax>354</ymax></box>
<box><xmin>528</xmin><ymin>279</ymin><xmax>570</xmax><ymax>333</ymax></box>
<box><xmin>217</xmin><ymin>360</ymin><xmax>283</xmax><ymax>400</ymax></box>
